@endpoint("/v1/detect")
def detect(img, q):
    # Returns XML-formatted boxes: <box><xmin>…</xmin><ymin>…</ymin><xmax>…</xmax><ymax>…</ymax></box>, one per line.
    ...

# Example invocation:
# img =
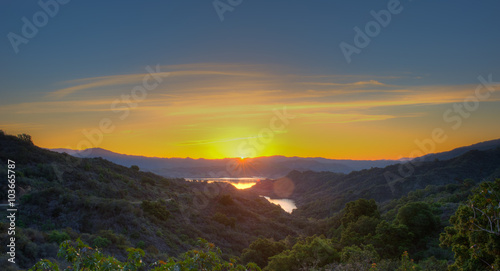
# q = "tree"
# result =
<box><xmin>340</xmin><ymin>215</ymin><xmax>380</xmax><ymax>247</ymax></box>
<box><xmin>372</xmin><ymin>221</ymin><xmax>413</xmax><ymax>259</ymax></box>
<box><xmin>396</xmin><ymin>202</ymin><xmax>439</xmax><ymax>241</ymax></box>
<box><xmin>130</xmin><ymin>165</ymin><xmax>140</xmax><ymax>171</ymax></box>
<box><xmin>266</xmin><ymin>236</ymin><xmax>339</xmax><ymax>271</ymax></box>
<box><xmin>30</xmin><ymin>239</ymin><xmax>144</xmax><ymax>271</ymax></box>
<box><xmin>440</xmin><ymin>179</ymin><xmax>500</xmax><ymax>270</ymax></box>
<box><xmin>341</xmin><ymin>199</ymin><xmax>380</xmax><ymax>227</ymax></box>
<box><xmin>17</xmin><ymin>133</ymin><xmax>33</xmax><ymax>144</ymax></box>
<box><xmin>241</xmin><ymin>237</ymin><xmax>286</xmax><ymax>268</ymax></box>
<box><xmin>341</xmin><ymin>244</ymin><xmax>379</xmax><ymax>269</ymax></box>
<box><xmin>31</xmin><ymin>238</ymin><xmax>261</xmax><ymax>271</ymax></box>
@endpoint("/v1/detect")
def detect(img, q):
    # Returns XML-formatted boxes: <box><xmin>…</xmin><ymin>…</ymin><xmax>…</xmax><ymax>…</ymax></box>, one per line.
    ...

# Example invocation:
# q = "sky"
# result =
<box><xmin>1</xmin><ymin>0</ymin><xmax>500</xmax><ymax>160</ymax></box>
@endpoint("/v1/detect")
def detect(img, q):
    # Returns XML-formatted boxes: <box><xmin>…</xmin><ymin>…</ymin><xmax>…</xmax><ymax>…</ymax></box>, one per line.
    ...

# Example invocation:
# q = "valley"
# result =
<box><xmin>1</xmin><ymin>132</ymin><xmax>499</xmax><ymax>270</ymax></box>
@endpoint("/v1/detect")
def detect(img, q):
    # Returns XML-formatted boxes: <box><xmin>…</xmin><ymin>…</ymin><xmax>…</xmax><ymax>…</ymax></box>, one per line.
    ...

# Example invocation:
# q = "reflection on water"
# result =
<box><xmin>262</xmin><ymin>196</ymin><xmax>297</xmax><ymax>213</ymax></box>
<box><xmin>184</xmin><ymin>178</ymin><xmax>297</xmax><ymax>213</ymax></box>
<box><xmin>184</xmin><ymin>177</ymin><xmax>259</xmax><ymax>189</ymax></box>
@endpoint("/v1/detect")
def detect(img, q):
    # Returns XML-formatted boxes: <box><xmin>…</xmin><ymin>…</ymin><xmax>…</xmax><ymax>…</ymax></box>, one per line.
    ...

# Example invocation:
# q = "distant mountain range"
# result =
<box><xmin>48</xmin><ymin>148</ymin><xmax>398</xmax><ymax>178</ymax></box>
<box><xmin>51</xmin><ymin>138</ymin><xmax>500</xmax><ymax>178</ymax></box>
<box><xmin>416</xmin><ymin>138</ymin><xmax>500</xmax><ymax>162</ymax></box>
<box><xmin>250</xmin><ymin>145</ymin><xmax>500</xmax><ymax>218</ymax></box>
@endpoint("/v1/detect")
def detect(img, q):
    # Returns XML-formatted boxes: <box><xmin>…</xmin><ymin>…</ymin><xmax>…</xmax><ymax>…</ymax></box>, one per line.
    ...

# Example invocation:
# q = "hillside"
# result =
<box><xmin>51</xmin><ymin>148</ymin><xmax>398</xmax><ymax>177</ymax></box>
<box><xmin>250</xmin><ymin>146</ymin><xmax>500</xmax><ymax>218</ymax></box>
<box><xmin>0</xmin><ymin>133</ymin><xmax>305</xmax><ymax>269</ymax></box>
<box><xmin>2</xmin><ymin>132</ymin><xmax>500</xmax><ymax>270</ymax></box>
<box><xmin>51</xmin><ymin>138</ymin><xmax>500</xmax><ymax>179</ymax></box>
<box><xmin>417</xmin><ymin>138</ymin><xmax>500</xmax><ymax>162</ymax></box>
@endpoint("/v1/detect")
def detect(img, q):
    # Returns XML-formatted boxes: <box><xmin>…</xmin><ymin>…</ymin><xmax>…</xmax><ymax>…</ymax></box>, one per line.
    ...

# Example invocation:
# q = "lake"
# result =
<box><xmin>184</xmin><ymin>177</ymin><xmax>261</xmax><ymax>189</ymax></box>
<box><xmin>262</xmin><ymin>196</ymin><xmax>297</xmax><ymax>213</ymax></box>
<box><xmin>184</xmin><ymin>177</ymin><xmax>297</xmax><ymax>213</ymax></box>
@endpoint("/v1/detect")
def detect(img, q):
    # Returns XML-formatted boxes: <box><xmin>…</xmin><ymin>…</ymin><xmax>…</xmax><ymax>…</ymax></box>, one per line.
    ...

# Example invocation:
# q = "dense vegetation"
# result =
<box><xmin>0</xmin><ymin>132</ymin><xmax>303</xmax><ymax>269</ymax></box>
<box><xmin>1</xmin><ymin>131</ymin><xmax>499</xmax><ymax>270</ymax></box>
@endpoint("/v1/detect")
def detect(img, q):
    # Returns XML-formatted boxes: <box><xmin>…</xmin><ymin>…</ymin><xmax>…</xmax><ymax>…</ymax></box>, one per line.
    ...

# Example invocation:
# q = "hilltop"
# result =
<box><xmin>50</xmin><ymin>148</ymin><xmax>399</xmax><ymax>177</ymax></box>
<box><xmin>0</xmin><ymin>132</ymin><xmax>304</xmax><ymax>269</ymax></box>
<box><xmin>51</xmin><ymin>138</ymin><xmax>500</xmax><ymax>178</ymax></box>
<box><xmin>1</xmin><ymin>132</ymin><xmax>500</xmax><ymax>270</ymax></box>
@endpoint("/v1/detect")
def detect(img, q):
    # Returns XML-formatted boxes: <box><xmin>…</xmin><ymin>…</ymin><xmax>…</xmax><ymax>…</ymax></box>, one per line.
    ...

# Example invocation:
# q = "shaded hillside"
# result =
<box><xmin>251</xmin><ymin>147</ymin><xmax>500</xmax><ymax>218</ymax></box>
<box><xmin>0</xmin><ymin>133</ymin><xmax>304</xmax><ymax>269</ymax></box>
<box><xmin>417</xmin><ymin>138</ymin><xmax>500</xmax><ymax>162</ymax></box>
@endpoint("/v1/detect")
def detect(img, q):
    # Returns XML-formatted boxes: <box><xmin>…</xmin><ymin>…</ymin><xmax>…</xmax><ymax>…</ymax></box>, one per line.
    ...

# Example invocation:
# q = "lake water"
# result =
<box><xmin>184</xmin><ymin>177</ymin><xmax>260</xmax><ymax>189</ymax></box>
<box><xmin>262</xmin><ymin>196</ymin><xmax>297</xmax><ymax>213</ymax></box>
<box><xmin>184</xmin><ymin>177</ymin><xmax>297</xmax><ymax>213</ymax></box>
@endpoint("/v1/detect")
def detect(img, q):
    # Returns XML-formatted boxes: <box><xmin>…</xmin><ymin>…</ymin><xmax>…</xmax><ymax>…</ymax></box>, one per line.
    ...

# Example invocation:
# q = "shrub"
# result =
<box><xmin>141</xmin><ymin>176</ymin><xmax>156</xmax><ymax>186</ymax></box>
<box><xmin>48</xmin><ymin>230</ymin><xmax>70</xmax><ymax>245</ymax></box>
<box><xmin>29</xmin><ymin>239</ymin><xmax>258</xmax><ymax>271</ymax></box>
<box><xmin>142</xmin><ymin>200</ymin><xmax>170</xmax><ymax>221</ymax></box>
<box><xmin>212</xmin><ymin>212</ymin><xmax>236</xmax><ymax>228</ymax></box>
<box><xmin>17</xmin><ymin>133</ymin><xmax>33</xmax><ymax>144</ymax></box>
<box><xmin>219</xmin><ymin>194</ymin><xmax>234</xmax><ymax>205</ymax></box>
<box><xmin>93</xmin><ymin>236</ymin><xmax>111</xmax><ymax>248</ymax></box>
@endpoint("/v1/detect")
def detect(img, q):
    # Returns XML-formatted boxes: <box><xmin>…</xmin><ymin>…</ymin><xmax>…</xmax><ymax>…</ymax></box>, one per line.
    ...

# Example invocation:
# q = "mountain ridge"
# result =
<box><xmin>50</xmin><ymin>137</ymin><xmax>500</xmax><ymax>178</ymax></box>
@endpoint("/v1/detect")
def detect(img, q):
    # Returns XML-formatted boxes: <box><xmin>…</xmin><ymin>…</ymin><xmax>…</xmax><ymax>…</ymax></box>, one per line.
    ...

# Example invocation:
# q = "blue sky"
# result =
<box><xmin>1</xmin><ymin>0</ymin><xmax>500</xmax><ymax>159</ymax></box>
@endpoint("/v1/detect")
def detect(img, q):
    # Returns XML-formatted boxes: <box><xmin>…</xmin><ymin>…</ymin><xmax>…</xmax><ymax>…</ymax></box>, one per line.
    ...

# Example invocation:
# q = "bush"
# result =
<box><xmin>241</xmin><ymin>237</ymin><xmax>286</xmax><ymax>268</ymax></box>
<box><xmin>141</xmin><ymin>200</ymin><xmax>170</xmax><ymax>221</ymax></box>
<box><xmin>93</xmin><ymin>236</ymin><xmax>111</xmax><ymax>248</ymax></box>
<box><xmin>17</xmin><ymin>133</ymin><xmax>33</xmax><ymax>144</ymax></box>
<box><xmin>141</xmin><ymin>176</ymin><xmax>156</xmax><ymax>186</ymax></box>
<box><xmin>212</xmin><ymin>212</ymin><xmax>236</xmax><ymax>228</ymax></box>
<box><xmin>29</xmin><ymin>239</ymin><xmax>259</xmax><ymax>271</ymax></box>
<box><xmin>48</xmin><ymin>230</ymin><xmax>71</xmax><ymax>245</ymax></box>
<box><xmin>267</xmin><ymin>236</ymin><xmax>339</xmax><ymax>271</ymax></box>
<box><xmin>219</xmin><ymin>194</ymin><xmax>234</xmax><ymax>205</ymax></box>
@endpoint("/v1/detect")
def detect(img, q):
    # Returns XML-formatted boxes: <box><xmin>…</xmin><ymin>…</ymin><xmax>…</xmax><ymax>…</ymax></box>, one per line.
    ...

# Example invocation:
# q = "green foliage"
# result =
<box><xmin>142</xmin><ymin>200</ymin><xmax>170</xmax><ymax>221</ymax></box>
<box><xmin>141</xmin><ymin>176</ymin><xmax>156</xmax><ymax>186</ymax></box>
<box><xmin>130</xmin><ymin>165</ymin><xmax>140</xmax><ymax>171</ymax></box>
<box><xmin>212</xmin><ymin>212</ymin><xmax>236</xmax><ymax>228</ymax></box>
<box><xmin>340</xmin><ymin>244</ymin><xmax>379</xmax><ymax>270</ymax></box>
<box><xmin>137</xmin><ymin>241</ymin><xmax>145</xmax><ymax>249</ymax></box>
<box><xmin>341</xmin><ymin>198</ymin><xmax>380</xmax><ymax>227</ymax></box>
<box><xmin>396</xmin><ymin>251</ymin><xmax>418</xmax><ymax>271</ymax></box>
<box><xmin>35</xmin><ymin>239</ymin><xmax>140</xmax><ymax>270</ymax></box>
<box><xmin>241</xmin><ymin>237</ymin><xmax>286</xmax><ymax>268</ymax></box>
<box><xmin>417</xmin><ymin>256</ymin><xmax>448</xmax><ymax>271</ymax></box>
<box><xmin>340</xmin><ymin>215</ymin><xmax>380</xmax><ymax>247</ymax></box>
<box><xmin>48</xmin><ymin>230</ymin><xmax>70</xmax><ymax>245</ymax></box>
<box><xmin>219</xmin><ymin>194</ymin><xmax>235</xmax><ymax>205</ymax></box>
<box><xmin>266</xmin><ymin>236</ymin><xmax>339</xmax><ymax>271</ymax></box>
<box><xmin>372</xmin><ymin>221</ymin><xmax>413</xmax><ymax>259</ymax></box>
<box><xmin>396</xmin><ymin>201</ymin><xmax>439</xmax><ymax>241</ymax></box>
<box><xmin>93</xmin><ymin>236</ymin><xmax>112</xmax><ymax>248</ymax></box>
<box><xmin>151</xmin><ymin>238</ymin><xmax>258</xmax><ymax>270</ymax></box>
<box><xmin>440</xmin><ymin>179</ymin><xmax>500</xmax><ymax>270</ymax></box>
<box><xmin>29</xmin><ymin>259</ymin><xmax>60</xmax><ymax>271</ymax></box>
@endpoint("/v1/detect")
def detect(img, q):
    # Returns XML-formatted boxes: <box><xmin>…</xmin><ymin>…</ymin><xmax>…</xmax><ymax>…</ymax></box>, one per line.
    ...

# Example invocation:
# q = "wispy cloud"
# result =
<box><xmin>6</xmin><ymin>62</ymin><xmax>499</xmax><ymax>125</ymax></box>
<box><xmin>176</xmin><ymin>136</ymin><xmax>257</xmax><ymax>146</ymax></box>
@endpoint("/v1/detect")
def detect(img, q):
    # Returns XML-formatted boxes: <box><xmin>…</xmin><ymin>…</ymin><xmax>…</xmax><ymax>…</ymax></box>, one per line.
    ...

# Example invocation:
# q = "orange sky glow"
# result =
<box><xmin>2</xmin><ymin>63</ymin><xmax>500</xmax><ymax>160</ymax></box>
